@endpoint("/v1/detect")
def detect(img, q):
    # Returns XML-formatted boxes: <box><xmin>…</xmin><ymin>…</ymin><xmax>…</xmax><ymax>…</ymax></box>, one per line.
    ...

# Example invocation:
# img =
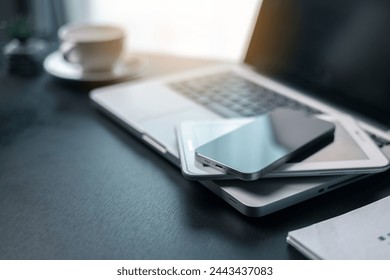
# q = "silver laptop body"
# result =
<box><xmin>90</xmin><ymin>1</ymin><xmax>390</xmax><ymax>217</ymax></box>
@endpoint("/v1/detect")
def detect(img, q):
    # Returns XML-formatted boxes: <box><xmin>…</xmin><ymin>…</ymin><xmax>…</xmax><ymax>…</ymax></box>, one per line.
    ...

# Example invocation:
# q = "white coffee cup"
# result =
<box><xmin>58</xmin><ymin>23</ymin><xmax>125</xmax><ymax>72</ymax></box>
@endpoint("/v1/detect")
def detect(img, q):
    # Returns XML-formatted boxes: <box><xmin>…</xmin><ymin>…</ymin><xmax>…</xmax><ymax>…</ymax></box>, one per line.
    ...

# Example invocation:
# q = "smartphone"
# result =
<box><xmin>195</xmin><ymin>108</ymin><xmax>335</xmax><ymax>181</ymax></box>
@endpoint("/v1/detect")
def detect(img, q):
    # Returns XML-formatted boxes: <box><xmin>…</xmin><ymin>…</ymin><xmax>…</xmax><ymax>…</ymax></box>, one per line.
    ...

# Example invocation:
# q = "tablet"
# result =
<box><xmin>194</xmin><ymin>109</ymin><xmax>336</xmax><ymax>181</ymax></box>
<box><xmin>176</xmin><ymin>114</ymin><xmax>389</xmax><ymax>180</ymax></box>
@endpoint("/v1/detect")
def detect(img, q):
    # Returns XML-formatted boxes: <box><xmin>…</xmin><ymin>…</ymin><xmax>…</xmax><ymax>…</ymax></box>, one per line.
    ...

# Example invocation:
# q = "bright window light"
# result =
<box><xmin>83</xmin><ymin>0</ymin><xmax>262</xmax><ymax>62</ymax></box>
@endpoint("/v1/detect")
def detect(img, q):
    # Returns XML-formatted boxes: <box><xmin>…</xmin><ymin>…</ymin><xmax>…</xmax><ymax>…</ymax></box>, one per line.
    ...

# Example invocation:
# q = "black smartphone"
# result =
<box><xmin>195</xmin><ymin>109</ymin><xmax>335</xmax><ymax>181</ymax></box>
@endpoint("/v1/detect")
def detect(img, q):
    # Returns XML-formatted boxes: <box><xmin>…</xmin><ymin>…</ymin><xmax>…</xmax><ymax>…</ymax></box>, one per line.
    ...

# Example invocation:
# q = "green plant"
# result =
<box><xmin>6</xmin><ymin>17</ymin><xmax>32</xmax><ymax>42</ymax></box>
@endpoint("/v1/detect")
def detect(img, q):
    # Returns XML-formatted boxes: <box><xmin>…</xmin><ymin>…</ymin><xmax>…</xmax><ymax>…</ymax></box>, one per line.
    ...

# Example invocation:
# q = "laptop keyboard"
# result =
<box><xmin>169</xmin><ymin>71</ymin><xmax>322</xmax><ymax>118</ymax></box>
<box><xmin>169</xmin><ymin>71</ymin><xmax>390</xmax><ymax>148</ymax></box>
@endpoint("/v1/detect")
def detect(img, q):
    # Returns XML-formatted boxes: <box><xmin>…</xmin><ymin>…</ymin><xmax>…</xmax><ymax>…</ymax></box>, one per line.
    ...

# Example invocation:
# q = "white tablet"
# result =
<box><xmin>176</xmin><ymin>114</ymin><xmax>389</xmax><ymax>180</ymax></box>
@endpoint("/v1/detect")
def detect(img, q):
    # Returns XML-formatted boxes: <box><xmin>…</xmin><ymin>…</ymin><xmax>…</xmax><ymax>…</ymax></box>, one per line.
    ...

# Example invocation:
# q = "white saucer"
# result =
<box><xmin>43</xmin><ymin>51</ymin><xmax>147</xmax><ymax>82</ymax></box>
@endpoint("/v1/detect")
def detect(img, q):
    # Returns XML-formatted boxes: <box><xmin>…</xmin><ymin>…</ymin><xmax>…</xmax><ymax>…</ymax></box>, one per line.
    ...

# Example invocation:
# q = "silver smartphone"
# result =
<box><xmin>195</xmin><ymin>109</ymin><xmax>335</xmax><ymax>181</ymax></box>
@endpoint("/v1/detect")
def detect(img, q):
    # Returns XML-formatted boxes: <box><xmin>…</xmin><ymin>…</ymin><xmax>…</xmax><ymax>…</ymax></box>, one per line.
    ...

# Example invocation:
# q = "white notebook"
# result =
<box><xmin>287</xmin><ymin>195</ymin><xmax>390</xmax><ymax>259</ymax></box>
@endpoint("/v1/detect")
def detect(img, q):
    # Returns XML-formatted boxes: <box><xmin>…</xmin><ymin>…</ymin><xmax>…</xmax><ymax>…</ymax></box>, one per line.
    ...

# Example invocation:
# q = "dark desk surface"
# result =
<box><xmin>1</xmin><ymin>52</ymin><xmax>390</xmax><ymax>260</ymax></box>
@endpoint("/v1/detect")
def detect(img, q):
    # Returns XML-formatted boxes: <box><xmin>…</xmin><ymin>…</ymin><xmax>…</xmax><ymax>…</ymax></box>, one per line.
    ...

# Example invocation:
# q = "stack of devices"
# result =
<box><xmin>176</xmin><ymin>108</ymin><xmax>388</xmax><ymax>182</ymax></box>
<box><xmin>90</xmin><ymin>0</ymin><xmax>390</xmax><ymax>217</ymax></box>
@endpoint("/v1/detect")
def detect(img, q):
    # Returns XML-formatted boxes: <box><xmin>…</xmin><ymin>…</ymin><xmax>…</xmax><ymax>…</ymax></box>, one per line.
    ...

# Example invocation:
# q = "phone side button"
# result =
<box><xmin>142</xmin><ymin>134</ymin><xmax>167</xmax><ymax>154</ymax></box>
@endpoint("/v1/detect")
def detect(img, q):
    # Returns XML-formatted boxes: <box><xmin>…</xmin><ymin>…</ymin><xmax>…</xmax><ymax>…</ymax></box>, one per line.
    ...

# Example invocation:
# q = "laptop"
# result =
<box><xmin>90</xmin><ymin>0</ymin><xmax>390</xmax><ymax>217</ymax></box>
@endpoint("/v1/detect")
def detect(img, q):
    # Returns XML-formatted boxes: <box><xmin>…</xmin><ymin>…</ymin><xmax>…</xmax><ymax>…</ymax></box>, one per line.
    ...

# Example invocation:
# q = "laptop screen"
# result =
<box><xmin>246</xmin><ymin>0</ymin><xmax>390</xmax><ymax>129</ymax></box>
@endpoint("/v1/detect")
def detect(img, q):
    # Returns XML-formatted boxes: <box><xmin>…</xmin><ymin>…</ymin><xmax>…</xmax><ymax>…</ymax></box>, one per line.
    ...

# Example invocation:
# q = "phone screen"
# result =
<box><xmin>195</xmin><ymin>109</ymin><xmax>335</xmax><ymax>180</ymax></box>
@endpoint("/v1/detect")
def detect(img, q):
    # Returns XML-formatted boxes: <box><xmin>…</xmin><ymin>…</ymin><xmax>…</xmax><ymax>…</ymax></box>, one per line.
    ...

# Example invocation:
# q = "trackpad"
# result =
<box><xmin>140</xmin><ymin>108</ymin><xmax>220</xmax><ymax>157</ymax></box>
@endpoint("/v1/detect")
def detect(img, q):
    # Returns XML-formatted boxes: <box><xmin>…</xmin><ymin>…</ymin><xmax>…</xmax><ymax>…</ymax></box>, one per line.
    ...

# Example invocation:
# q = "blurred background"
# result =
<box><xmin>0</xmin><ymin>0</ymin><xmax>261</xmax><ymax>62</ymax></box>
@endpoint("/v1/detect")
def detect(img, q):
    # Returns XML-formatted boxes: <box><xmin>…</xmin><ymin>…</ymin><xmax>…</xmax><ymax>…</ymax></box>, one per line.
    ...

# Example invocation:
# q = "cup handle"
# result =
<box><xmin>60</xmin><ymin>42</ymin><xmax>76</xmax><ymax>63</ymax></box>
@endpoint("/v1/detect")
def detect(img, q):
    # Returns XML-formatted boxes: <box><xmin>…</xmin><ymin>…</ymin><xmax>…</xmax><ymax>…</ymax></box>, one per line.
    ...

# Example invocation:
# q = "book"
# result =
<box><xmin>287</xmin><ymin>195</ymin><xmax>390</xmax><ymax>259</ymax></box>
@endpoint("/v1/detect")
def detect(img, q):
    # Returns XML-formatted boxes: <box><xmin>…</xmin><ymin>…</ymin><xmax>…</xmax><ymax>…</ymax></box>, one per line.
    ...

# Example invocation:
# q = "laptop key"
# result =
<box><xmin>195</xmin><ymin>96</ymin><xmax>211</xmax><ymax>104</ymax></box>
<box><xmin>206</xmin><ymin>102</ymin><xmax>243</xmax><ymax>118</ymax></box>
<box><xmin>253</xmin><ymin>106</ymin><xmax>271</xmax><ymax>115</ymax></box>
<box><xmin>239</xmin><ymin>108</ymin><xmax>257</xmax><ymax>117</ymax></box>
